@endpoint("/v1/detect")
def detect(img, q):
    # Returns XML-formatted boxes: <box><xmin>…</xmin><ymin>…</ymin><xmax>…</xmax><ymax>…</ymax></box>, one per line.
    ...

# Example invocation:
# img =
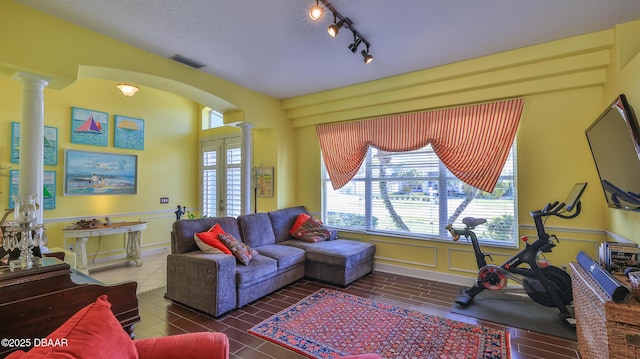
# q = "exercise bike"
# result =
<box><xmin>445</xmin><ymin>182</ymin><xmax>587</xmax><ymax>326</ymax></box>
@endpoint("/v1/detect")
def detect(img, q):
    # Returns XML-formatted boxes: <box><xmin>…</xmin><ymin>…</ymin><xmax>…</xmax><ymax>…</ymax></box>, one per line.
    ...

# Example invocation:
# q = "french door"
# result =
<box><xmin>201</xmin><ymin>137</ymin><xmax>242</xmax><ymax>217</ymax></box>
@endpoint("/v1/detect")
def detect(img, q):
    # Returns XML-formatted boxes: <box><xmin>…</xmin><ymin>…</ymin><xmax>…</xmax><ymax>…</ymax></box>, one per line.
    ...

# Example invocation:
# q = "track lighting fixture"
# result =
<box><xmin>307</xmin><ymin>0</ymin><xmax>373</xmax><ymax>64</ymax></box>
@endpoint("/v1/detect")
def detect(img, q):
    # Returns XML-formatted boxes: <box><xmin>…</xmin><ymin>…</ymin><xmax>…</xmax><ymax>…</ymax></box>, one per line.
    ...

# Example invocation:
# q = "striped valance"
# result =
<box><xmin>316</xmin><ymin>98</ymin><xmax>524</xmax><ymax>192</ymax></box>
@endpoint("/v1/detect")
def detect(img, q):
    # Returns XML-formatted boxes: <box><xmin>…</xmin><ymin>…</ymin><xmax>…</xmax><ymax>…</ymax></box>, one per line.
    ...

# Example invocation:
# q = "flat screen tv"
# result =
<box><xmin>585</xmin><ymin>94</ymin><xmax>640</xmax><ymax>211</ymax></box>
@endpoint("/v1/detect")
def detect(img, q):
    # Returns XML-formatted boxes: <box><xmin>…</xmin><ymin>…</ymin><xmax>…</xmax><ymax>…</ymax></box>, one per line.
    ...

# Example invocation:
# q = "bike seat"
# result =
<box><xmin>462</xmin><ymin>217</ymin><xmax>487</xmax><ymax>227</ymax></box>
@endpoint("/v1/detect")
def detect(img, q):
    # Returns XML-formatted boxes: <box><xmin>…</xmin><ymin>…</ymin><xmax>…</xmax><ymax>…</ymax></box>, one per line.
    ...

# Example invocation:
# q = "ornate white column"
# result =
<box><xmin>237</xmin><ymin>122</ymin><xmax>254</xmax><ymax>215</ymax></box>
<box><xmin>14</xmin><ymin>71</ymin><xmax>50</xmax><ymax>225</ymax></box>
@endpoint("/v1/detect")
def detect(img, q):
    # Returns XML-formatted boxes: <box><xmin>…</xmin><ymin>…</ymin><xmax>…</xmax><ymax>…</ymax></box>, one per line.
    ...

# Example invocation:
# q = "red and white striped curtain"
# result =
<box><xmin>316</xmin><ymin>98</ymin><xmax>524</xmax><ymax>193</ymax></box>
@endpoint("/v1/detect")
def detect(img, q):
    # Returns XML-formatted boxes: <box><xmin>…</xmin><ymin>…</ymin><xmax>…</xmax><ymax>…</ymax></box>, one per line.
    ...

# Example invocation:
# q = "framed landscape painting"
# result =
<box><xmin>114</xmin><ymin>115</ymin><xmax>144</xmax><ymax>150</ymax></box>
<box><xmin>64</xmin><ymin>150</ymin><xmax>137</xmax><ymax>196</ymax></box>
<box><xmin>71</xmin><ymin>107</ymin><xmax>108</xmax><ymax>146</ymax></box>
<box><xmin>10</xmin><ymin>122</ymin><xmax>58</xmax><ymax>165</ymax></box>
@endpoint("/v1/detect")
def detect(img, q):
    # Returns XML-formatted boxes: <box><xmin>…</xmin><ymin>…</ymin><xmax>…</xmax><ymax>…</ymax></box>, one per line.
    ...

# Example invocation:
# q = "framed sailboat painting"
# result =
<box><xmin>71</xmin><ymin>107</ymin><xmax>108</xmax><ymax>146</ymax></box>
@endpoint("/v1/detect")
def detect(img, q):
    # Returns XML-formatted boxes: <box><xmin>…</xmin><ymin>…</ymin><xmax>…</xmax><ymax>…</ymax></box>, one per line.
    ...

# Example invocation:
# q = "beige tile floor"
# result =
<box><xmin>89</xmin><ymin>249</ymin><xmax>169</xmax><ymax>294</ymax></box>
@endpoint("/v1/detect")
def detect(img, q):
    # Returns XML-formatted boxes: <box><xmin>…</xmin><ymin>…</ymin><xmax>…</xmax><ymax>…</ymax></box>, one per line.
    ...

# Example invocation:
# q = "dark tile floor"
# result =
<box><xmin>136</xmin><ymin>272</ymin><xmax>580</xmax><ymax>359</ymax></box>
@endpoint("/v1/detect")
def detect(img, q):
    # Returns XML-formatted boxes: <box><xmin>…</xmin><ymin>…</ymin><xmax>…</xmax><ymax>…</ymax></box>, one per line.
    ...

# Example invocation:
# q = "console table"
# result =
<box><xmin>63</xmin><ymin>221</ymin><xmax>147</xmax><ymax>273</ymax></box>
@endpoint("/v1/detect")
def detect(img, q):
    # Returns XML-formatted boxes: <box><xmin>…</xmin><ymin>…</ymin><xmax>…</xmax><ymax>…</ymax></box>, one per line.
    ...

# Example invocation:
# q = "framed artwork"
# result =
<box><xmin>256</xmin><ymin>167</ymin><xmax>274</xmax><ymax>197</ymax></box>
<box><xmin>8</xmin><ymin>170</ymin><xmax>56</xmax><ymax>210</ymax></box>
<box><xmin>64</xmin><ymin>150</ymin><xmax>137</xmax><ymax>196</ymax></box>
<box><xmin>10</xmin><ymin>122</ymin><xmax>58</xmax><ymax>165</ymax></box>
<box><xmin>114</xmin><ymin>115</ymin><xmax>144</xmax><ymax>150</ymax></box>
<box><xmin>71</xmin><ymin>107</ymin><xmax>108</xmax><ymax>146</ymax></box>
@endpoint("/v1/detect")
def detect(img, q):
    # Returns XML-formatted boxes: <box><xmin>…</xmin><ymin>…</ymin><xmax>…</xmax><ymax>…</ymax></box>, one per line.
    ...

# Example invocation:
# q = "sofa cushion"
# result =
<box><xmin>268</xmin><ymin>206</ymin><xmax>307</xmax><ymax>243</ymax></box>
<box><xmin>235</xmin><ymin>255</ymin><xmax>278</xmax><ymax>286</ymax></box>
<box><xmin>173</xmin><ymin>217</ymin><xmax>241</xmax><ymax>254</ymax></box>
<box><xmin>304</xmin><ymin>239</ymin><xmax>375</xmax><ymax>267</ymax></box>
<box><xmin>6</xmin><ymin>295</ymin><xmax>138</xmax><ymax>359</ymax></box>
<box><xmin>218</xmin><ymin>233</ymin><xmax>258</xmax><ymax>265</ymax></box>
<box><xmin>255</xmin><ymin>244</ymin><xmax>305</xmax><ymax>270</ymax></box>
<box><xmin>238</xmin><ymin>213</ymin><xmax>276</xmax><ymax>248</ymax></box>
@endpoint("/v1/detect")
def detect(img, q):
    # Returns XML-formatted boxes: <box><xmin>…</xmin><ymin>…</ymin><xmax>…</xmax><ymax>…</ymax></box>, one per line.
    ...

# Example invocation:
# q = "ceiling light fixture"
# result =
<box><xmin>308</xmin><ymin>0</ymin><xmax>373</xmax><ymax>64</ymax></box>
<box><xmin>308</xmin><ymin>0</ymin><xmax>323</xmax><ymax>20</ymax></box>
<box><xmin>116</xmin><ymin>83</ymin><xmax>140</xmax><ymax>97</ymax></box>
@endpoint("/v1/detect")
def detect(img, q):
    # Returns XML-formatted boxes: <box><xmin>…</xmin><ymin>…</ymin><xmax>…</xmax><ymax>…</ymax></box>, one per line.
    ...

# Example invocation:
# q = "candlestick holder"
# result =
<box><xmin>1</xmin><ymin>194</ymin><xmax>47</xmax><ymax>270</ymax></box>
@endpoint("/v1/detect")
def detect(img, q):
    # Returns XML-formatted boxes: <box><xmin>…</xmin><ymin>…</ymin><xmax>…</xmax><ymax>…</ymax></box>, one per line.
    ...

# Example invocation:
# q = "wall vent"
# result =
<box><xmin>169</xmin><ymin>54</ymin><xmax>205</xmax><ymax>69</ymax></box>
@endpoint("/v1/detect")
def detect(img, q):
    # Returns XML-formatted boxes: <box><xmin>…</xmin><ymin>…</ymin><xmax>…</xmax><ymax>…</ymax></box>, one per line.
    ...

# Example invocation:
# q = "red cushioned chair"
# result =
<box><xmin>6</xmin><ymin>295</ymin><xmax>228</xmax><ymax>359</ymax></box>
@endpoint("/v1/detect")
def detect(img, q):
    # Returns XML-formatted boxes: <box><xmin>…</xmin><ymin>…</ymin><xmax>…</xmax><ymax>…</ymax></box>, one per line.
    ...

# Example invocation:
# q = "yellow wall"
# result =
<box><xmin>286</xmin><ymin>25</ymin><xmax>639</xmax><ymax>280</ymax></box>
<box><xmin>0</xmin><ymin>76</ymin><xmax>198</xmax><ymax>256</ymax></box>
<box><xmin>2</xmin><ymin>0</ymin><xmax>640</xmax><ymax>281</ymax></box>
<box><xmin>0</xmin><ymin>1</ymin><xmax>294</xmax><ymax>262</ymax></box>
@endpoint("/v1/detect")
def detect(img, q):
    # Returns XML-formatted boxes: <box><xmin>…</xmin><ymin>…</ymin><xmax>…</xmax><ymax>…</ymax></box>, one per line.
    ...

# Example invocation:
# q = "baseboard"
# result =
<box><xmin>374</xmin><ymin>262</ymin><xmax>476</xmax><ymax>287</ymax></box>
<box><xmin>88</xmin><ymin>246</ymin><xmax>170</xmax><ymax>265</ymax></box>
<box><xmin>374</xmin><ymin>261</ymin><xmax>528</xmax><ymax>291</ymax></box>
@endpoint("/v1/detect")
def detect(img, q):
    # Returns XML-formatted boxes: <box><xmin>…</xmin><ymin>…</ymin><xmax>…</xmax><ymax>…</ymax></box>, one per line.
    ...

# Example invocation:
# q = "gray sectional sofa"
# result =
<box><xmin>166</xmin><ymin>206</ymin><xmax>375</xmax><ymax>317</ymax></box>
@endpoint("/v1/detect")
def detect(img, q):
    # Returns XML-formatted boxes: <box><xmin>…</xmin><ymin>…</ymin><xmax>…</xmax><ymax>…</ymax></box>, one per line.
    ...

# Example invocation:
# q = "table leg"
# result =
<box><xmin>126</xmin><ymin>231</ymin><xmax>142</xmax><ymax>266</ymax></box>
<box><xmin>75</xmin><ymin>237</ymin><xmax>89</xmax><ymax>273</ymax></box>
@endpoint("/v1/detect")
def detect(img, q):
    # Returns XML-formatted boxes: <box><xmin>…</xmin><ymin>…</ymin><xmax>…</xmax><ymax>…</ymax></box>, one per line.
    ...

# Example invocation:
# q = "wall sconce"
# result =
<box><xmin>116</xmin><ymin>83</ymin><xmax>140</xmax><ymax>97</ymax></box>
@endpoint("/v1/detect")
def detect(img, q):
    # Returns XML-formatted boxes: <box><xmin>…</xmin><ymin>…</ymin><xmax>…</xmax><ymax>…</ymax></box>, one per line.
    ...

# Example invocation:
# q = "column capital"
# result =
<box><xmin>236</xmin><ymin>121</ymin><xmax>254</xmax><ymax>131</ymax></box>
<box><xmin>13</xmin><ymin>71</ymin><xmax>51</xmax><ymax>88</ymax></box>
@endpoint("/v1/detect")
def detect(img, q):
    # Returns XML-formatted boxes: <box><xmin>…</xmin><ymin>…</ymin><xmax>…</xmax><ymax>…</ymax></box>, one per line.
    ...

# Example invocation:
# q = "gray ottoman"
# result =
<box><xmin>300</xmin><ymin>239</ymin><xmax>375</xmax><ymax>286</ymax></box>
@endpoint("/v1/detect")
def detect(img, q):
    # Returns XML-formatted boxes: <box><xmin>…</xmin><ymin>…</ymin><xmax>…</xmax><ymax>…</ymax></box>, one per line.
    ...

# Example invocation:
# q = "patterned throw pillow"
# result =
<box><xmin>291</xmin><ymin>216</ymin><xmax>338</xmax><ymax>243</ymax></box>
<box><xmin>194</xmin><ymin>224</ymin><xmax>232</xmax><ymax>254</ymax></box>
<box><xmin>218</xmin><ymin>233</ymin><xmax>258</xmax><ymax>265</ymax></box>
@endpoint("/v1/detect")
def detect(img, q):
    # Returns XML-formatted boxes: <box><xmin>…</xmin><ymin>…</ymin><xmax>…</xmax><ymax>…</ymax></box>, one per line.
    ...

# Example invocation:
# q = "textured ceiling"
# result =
<box><xmin>14</xmin><ymin>0</ymin><xmax>640</xmax><ymax>99</ymax></box>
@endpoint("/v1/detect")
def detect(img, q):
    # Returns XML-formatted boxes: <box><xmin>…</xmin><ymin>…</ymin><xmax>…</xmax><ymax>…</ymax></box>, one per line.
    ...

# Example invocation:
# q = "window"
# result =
<box><xmin>321</xmin><ymin>143</ymin><xmax>517</xmax><ymax>246</ymax></box>
<box><xmin>202</xmin><ymin>107</ymin><xmax>224</xmax><ymax>130</ymax></box>
<box><xmin>201</xmin><ymin>137</ymin><xmax>241</xmax><ymax>217</ymax></box>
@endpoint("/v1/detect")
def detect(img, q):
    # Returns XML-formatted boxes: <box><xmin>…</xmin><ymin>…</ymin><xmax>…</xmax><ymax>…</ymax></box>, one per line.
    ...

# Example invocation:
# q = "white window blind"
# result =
<box><xmin>321</xmin><ymin>143</ymin><xmax>517</xmax><ymax>245</ymax></box>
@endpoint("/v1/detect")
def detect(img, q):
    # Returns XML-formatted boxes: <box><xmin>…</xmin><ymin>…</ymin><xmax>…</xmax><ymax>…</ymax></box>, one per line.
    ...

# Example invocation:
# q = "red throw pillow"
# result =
<box><xmin>6</xmin><ymin>295</ymin><xmax>138</xmax><ymax>359</ymax></box>
<box><xmin>194</xmin><ymin>231</ymin><xmax>232</xmax><ymax>255</ymax></box>
<box><xmin>289</xmin><ymin>213</ymin><xmax>311</xmax><ymax>235</ymax></box>
<box><xmin>208</xmin><ymin>223</ymin><xmax>225</xmax><ymax>236</ymax></box>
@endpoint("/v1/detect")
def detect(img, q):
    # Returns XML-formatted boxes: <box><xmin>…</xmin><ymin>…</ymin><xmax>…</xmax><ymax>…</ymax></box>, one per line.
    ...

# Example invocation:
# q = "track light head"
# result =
<box><xmin>361</xmin><ymin>49</ymin><xmax>373</xmax><ymax>64</ymax></box>
<box><xmin>328</xmin><ymin>16</ymin><xmax>347</xmax><ymax>37</ymax></box>
<box><xmin>348</xmin><ymin>37</ymin><xmax>362</xmax><ymax>53</ymax></box>
<box><xmin>309</xmin><ymin>1</ymin><xmax>323</xmax><ymax>20</ymax></box>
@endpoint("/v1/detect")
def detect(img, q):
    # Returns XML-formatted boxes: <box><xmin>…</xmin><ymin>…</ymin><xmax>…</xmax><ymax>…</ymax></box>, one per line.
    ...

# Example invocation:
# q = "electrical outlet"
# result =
<box><xmin>160</xmin><ymin>197</ymin><xmax>169</xmax><ymax>204</ymax></box>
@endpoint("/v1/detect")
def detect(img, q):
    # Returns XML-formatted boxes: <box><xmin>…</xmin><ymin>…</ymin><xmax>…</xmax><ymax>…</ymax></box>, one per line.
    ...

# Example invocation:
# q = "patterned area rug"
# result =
<box><xmin>248</xmin><ymin>288</ymin><xmax>510</xmax><ymax>359</ymax></box>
